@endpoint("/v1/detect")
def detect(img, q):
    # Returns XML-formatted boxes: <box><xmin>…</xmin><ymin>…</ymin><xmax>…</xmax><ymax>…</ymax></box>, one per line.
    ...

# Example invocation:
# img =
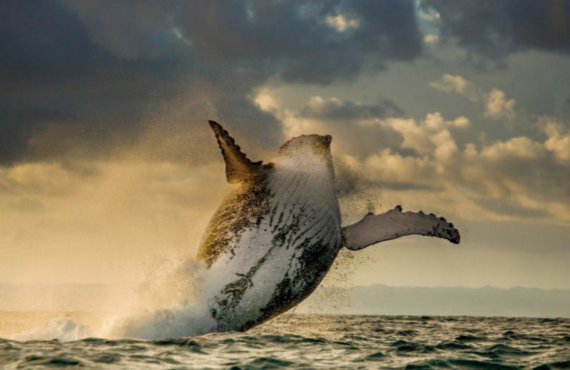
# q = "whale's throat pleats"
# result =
<box><xmin>198</xmin><ymin>159</ymin><xmax>341</xmax><ymax>330</ymax></box>
<box><xmin>197</xmin><ymin>164</ymin><xmax>341</xmax><ymax>270</ymax></box>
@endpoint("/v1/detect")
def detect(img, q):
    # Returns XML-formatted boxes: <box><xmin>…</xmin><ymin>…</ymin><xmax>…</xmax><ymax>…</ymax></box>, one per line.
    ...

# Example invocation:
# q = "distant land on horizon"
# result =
<box><xmin>0</xmin><ymin>283</ymin><xmax>568</xmax><ymax>318</ymax></box>
<box><xmin>299</xmin><ymin>284</ymin><xmax>570</xmax><ymax>318</ymax></box>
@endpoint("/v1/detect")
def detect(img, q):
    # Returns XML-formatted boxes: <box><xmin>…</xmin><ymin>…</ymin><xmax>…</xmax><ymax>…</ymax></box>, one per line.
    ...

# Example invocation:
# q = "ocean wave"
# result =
<box><xmin>1</xmin><ymin>315</ymin><xmax>568</xmax><ymax>369</ymax></box>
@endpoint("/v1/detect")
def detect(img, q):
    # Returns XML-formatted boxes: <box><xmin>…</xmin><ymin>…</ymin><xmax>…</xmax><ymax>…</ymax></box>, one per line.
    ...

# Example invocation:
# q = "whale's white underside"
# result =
<box><xmin>203</xmin><ymin>143</ymin><xmax>342</xmax><ymax>331</ymax></box>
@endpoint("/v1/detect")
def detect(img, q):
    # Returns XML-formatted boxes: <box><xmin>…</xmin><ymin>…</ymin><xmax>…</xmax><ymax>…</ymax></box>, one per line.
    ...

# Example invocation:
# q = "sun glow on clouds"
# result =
<box><xmin>253</xmin><ymin>91</ymin><xmax>280</xmax><ymax>114</ymax></box>
<box><xmin>423</xmin><ymin>34</ymin><xmax>439</xmax><ymax>44</ymax></box>
<box><xmin>429</xmin><ymin>74</ymin><xmax>475</xmax><ymax>97</ymax></box>
<box><xmin>0</xmin><ymin>160</ymin><xmax>225</xmax><ymax>284</ymax></box>
<box><xmin>543</xmin><ymin>121</ymin><xmax>570</xmax><ymax>161</ymax></box>
<box><xmin>385</xmin><ymin>112</ymin><xmax>469</xmax><ymax>158</ymax></box>
<box><xmin>325</xmin><ymin>14</ymin><xmax>359</xmax><ymax>32</ymax></box>
<box><xmin>429</xmin><ymin>74</ymin><xmax>518</xmax><ymax>118</ymax></box>
<box><xmin>254</xmin><ymin>85</ymin><xmax>570</xmax><ymax>226</ymax></box>
<box><xmin>485</xmin><ymin>88</ymin><xmax>516</xmax><ymax>120</ymax></box>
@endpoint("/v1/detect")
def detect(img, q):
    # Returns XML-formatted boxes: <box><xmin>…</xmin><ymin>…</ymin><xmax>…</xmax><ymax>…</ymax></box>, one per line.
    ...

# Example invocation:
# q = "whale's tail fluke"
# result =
<box><xmin>342</xmin><ymin>205</ymin><xmax>460</xmax><ymax>250</ymax></box>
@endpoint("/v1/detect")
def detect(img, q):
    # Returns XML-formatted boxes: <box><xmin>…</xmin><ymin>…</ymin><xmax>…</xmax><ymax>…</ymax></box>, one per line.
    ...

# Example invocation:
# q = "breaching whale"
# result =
<box><xmin>198</xmin><ymin>121</ymin><xmax>460</xmax><ymax>332</ymax></box>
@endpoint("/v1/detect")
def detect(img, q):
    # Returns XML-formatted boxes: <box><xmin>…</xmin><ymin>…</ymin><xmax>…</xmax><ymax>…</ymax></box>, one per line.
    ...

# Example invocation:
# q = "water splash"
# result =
<box><xmin>10</xmin><ymin>316</ymin><xmax>91</xmax><ymax>341</ymax></box>
<box><xmin>10</xmin><ymin>257</ymin><xmax>218</xmax><ymax>341</ymax></box>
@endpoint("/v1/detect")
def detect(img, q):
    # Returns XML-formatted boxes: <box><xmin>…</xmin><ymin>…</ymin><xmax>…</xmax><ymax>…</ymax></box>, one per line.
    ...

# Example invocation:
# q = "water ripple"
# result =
<box><xmin>0</xmin><ymin>315</ymin><xmax>568</xmax><ymax>368</ymax></box>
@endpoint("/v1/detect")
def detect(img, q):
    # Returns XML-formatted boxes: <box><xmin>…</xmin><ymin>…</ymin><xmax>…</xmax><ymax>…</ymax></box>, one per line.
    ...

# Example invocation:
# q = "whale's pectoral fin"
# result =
<box><xmin>209</xmin><ymin>120</ymin><xmax>265</xmax><ymax>183</ymax></box>
<box><xmin>342</xmin><ymin>205</ymin><xmax>460</xmax><ymax>250</ymax></box>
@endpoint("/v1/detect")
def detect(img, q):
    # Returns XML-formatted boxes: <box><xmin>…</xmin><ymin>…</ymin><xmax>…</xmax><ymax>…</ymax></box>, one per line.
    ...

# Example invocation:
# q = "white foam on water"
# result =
<box><xmin>10</xmin><ymin>316</ymin><xmax>91</xmax><ymax>341</ymax></box>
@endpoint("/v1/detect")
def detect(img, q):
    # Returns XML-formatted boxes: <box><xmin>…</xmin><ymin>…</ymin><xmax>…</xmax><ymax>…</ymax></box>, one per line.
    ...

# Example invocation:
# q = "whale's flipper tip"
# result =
<box><xmin>448</xmin><ymin>226</ymin><xmax>461</xmax><ymax>244</ymax></box>
<box><xmin>208</xmin><ymin>120</ymin><xmax>264</xmax><ymax>184</ymax></box>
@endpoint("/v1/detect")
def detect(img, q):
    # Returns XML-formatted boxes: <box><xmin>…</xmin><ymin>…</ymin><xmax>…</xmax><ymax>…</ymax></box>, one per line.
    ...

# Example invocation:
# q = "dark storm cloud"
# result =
<box><xmin>174</xmin><ymin>0</ymin><xmax>421</xmax><ymax>83</ymax></box>
<box><xmin>1</xmin><ymin>0</ymin><xmax>421</xmax><ymax>165</ymax></box>
<box><xmin>300</xmin><ymin>98</ymin><xmax>403</xmax><ymax>121</ymax></box>
<box><xmin>1</xmin><ymin>0</ymin><xmax>191</xmax><ymax>164</ymax></box>
<box><xmin>0</xmin><ymin>0</ymin><xmax>99</xmax><ymax>84</ymax></box>
<box><xmin>421</xmin><ymin>0</ymin><xmax>570</xmax><ymax>60</ymax></box>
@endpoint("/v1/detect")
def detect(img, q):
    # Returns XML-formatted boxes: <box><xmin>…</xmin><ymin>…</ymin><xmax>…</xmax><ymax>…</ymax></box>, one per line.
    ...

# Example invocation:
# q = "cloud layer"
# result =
<box><xmin>2</xmin><ymin>1</ymin><xmax>569</xmax><ymax>290</ymax></box>
<box><xmin>421</xmin><ymin>0</ymin><xmax>570</xmax><ymax>61</ymax></box>
<box><xmin>256</xmin><ymin>75</ymin><xmax>570</xmax><ymax>226</ymax></box>
<box><xmin>0</xmin><ymin>0</ymin><xmax>422</xmax><ymax>165</ymax></box>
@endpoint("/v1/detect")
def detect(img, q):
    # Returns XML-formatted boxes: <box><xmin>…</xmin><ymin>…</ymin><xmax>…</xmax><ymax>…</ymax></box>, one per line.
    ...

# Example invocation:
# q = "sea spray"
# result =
<box><xmin>9</xmin><ymin>257</ymin><xmax>218</xmax><ymax>340</ymax></box>
<box><xmin>107</xmin><ymin>258</ymin><xmax>217</xmax><ymax>339</ymax></box>
<box><xmin>10</xmin><ymin>316</ymin><xmax>92</xmax><ymax>341</ymax></box>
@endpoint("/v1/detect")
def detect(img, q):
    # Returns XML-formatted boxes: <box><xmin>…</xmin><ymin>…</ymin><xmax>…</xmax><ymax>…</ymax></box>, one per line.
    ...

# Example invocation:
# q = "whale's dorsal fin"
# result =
<box><xmin>209</xmin><ymin>120</ymin><xmax>264</xmax><ymax>183</ymax></box>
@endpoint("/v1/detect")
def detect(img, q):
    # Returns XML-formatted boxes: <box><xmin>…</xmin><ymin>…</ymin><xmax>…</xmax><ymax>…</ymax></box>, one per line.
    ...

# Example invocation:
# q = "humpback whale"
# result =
<box><xmin>198</xmin><ymin>121</ymin><xmax>460</xmax><ymax>332</ymax></box>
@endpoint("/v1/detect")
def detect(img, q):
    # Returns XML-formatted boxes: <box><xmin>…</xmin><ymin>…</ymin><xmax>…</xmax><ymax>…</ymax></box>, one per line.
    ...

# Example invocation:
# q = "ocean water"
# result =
<box><xmin>0</xmin><ymin>314</ymin><xmax>568</xmax><ymax>369</ymax></box>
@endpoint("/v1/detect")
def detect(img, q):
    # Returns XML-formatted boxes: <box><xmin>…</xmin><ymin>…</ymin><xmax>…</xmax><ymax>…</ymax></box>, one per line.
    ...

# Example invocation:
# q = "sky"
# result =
<box><xmin>1</xmin><ymin>0</ymin><xmax>569</xmax><ymax>291</ymax></box>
